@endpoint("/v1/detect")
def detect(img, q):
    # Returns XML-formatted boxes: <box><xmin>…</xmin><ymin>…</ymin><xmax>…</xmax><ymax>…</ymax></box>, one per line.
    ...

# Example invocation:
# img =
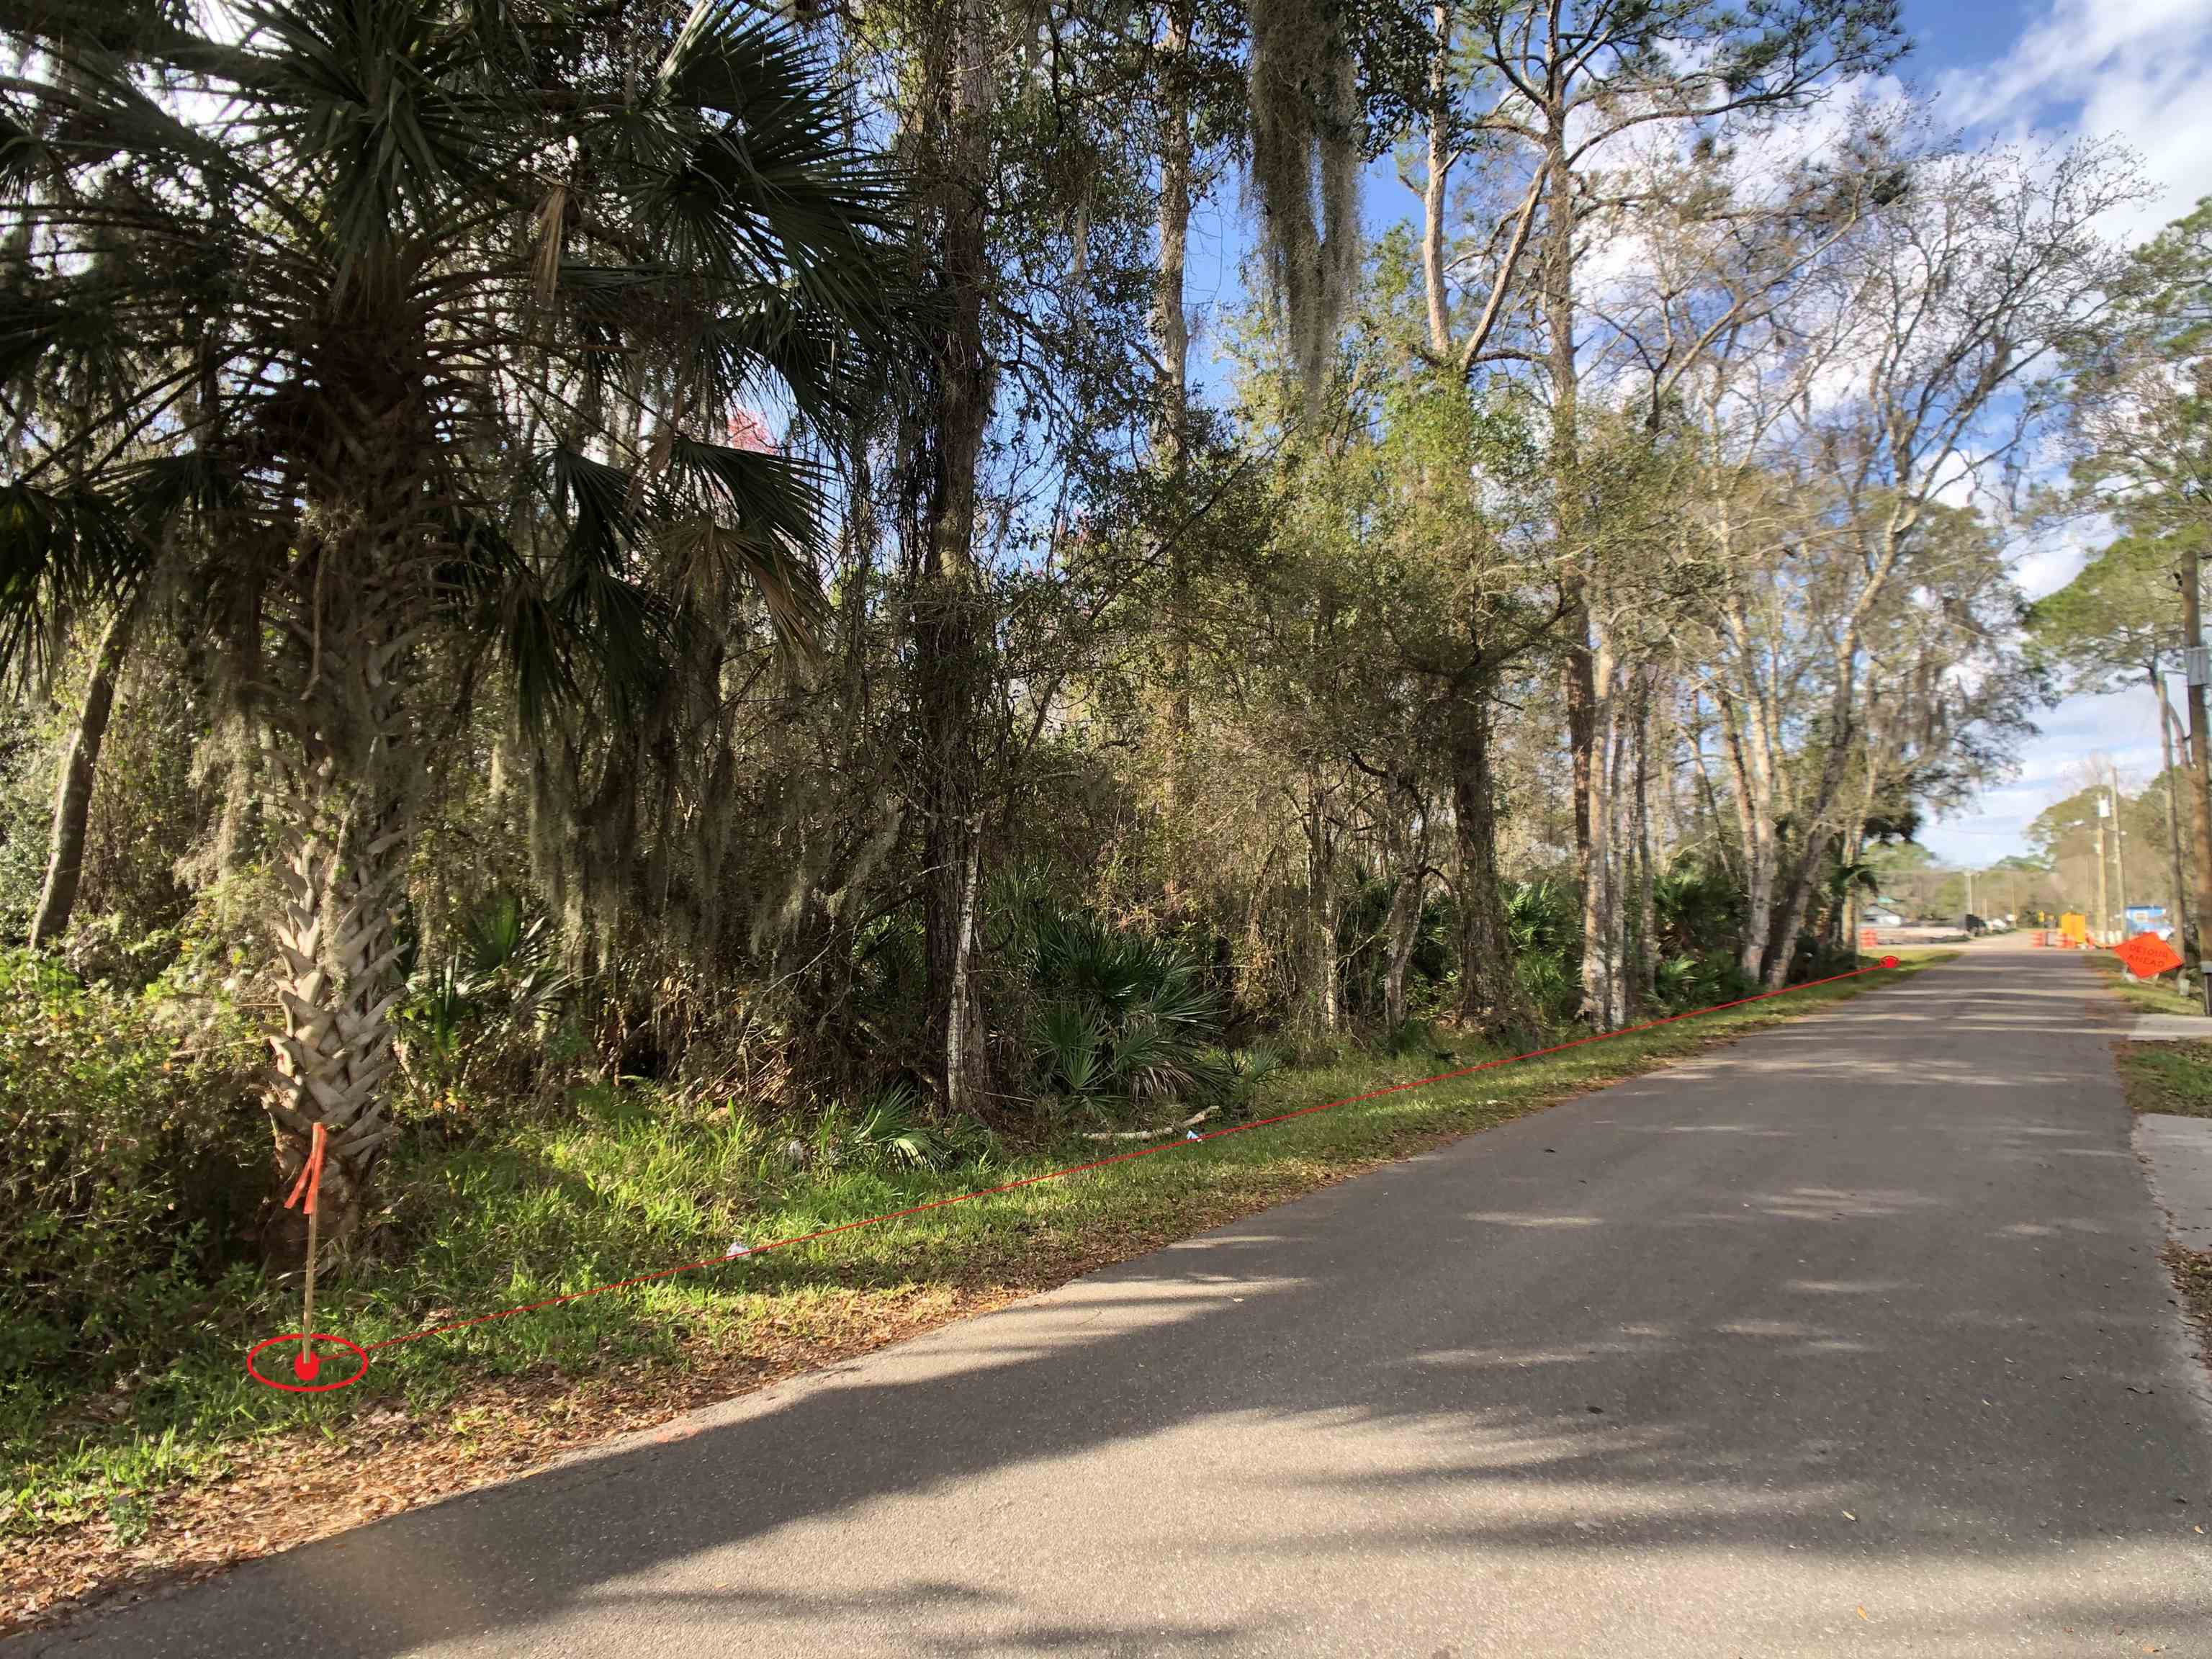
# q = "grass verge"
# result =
<box><xmin>2091</xmin><ymin>954</ymin><xmax>2212</xmax><ymax>1117</ymax></box>
<box><xmin>2090</xmin><ymin>949</ymin><xmax>2205</xmax><ymax>1019</ymax></box>
<box><xmin>2114</xmin><ymin>1042</ymin><xmax>2212</xmax><ymax>1118</ymax></box>
<box><xmin>1</xmin><ymin>953</ymin><xmax>1935</xmax><ymax>1637</ymax></box>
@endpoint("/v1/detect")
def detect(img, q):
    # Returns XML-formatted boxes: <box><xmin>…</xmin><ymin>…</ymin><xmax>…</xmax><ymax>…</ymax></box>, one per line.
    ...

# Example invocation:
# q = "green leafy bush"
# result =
<box><xmin>789</xmin><ymin>1084</ymin><xmax>958</xmax><ymax>1172</ymax></box>
<box><xmin>1653</xmin><ymin>949</ymin><xmax>1753</xmax><ymax>1011</ymax></box>
<box><xmin>1503</xmin><ymin>878</ymin><xmax>1583</xmax><ymax>1023</ymax></box>
<box><xmin>0</xmin><ymin>949</ymin><xmax>265</xmax><ymax>1380</ymax></box>
<box><xmin>394</xmin><ymin>891</ymin><xmax>581</xmax><ymax>1120</ymax></box>
<box><xmin>1191</xmin><ymin>1040</ymin><xmax>1290</xmax><ymax>1118</ymax></box>
<box><xmin>1008</xmin><ymin>903</ymin><xmax>1229</xmax><ymax>1121</ymax></box>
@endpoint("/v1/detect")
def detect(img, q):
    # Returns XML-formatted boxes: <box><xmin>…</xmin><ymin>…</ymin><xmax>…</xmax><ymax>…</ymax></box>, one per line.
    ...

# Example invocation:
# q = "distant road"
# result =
<box><xmin>26</xmin><ymin>939</ymin><xmax>2212</xmax><ymax>1657</ymax></box>
<box><xmin>1859</xmin><ymin>924</ymin><xmax>1971</xmax><ymax>945</ymax></box>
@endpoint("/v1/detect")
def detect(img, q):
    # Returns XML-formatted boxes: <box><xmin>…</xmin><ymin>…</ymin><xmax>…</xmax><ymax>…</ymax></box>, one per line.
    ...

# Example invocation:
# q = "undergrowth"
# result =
<box><xmin>3</xmin><ymin>953</ymin><xmax>1929</xmax><ymax>1545</ymax></box>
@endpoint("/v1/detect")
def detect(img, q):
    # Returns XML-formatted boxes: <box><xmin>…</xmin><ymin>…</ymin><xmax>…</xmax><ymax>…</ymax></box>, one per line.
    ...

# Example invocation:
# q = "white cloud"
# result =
<box><xmin>1931</xmin><ymin>0</ymin><xmax>2212</xmax><ymax>239</ymax></box>
<box><xmin>1910</xmin><ymin>1</ymin><xmax>2212</xmax><ymax>863</ymax></box>
<box><xmin>2008</xmin><ymin>511</ymin><xmax>2118</xmax><ymax>601</ymax></box>
<box><xmin>1920</xmin><ymin>685</ymin><xmax>2166</xmax><ymax>864</ymax></box>
<box><xmin>2010</xmin><ymin>541</ymin><xmax>2087</xmax><ymax>599</ymax></box>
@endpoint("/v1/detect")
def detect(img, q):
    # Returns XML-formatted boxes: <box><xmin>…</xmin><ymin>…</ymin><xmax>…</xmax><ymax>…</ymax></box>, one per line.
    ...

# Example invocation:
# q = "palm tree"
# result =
<box><xmin>0</xmin><ymin>0</ymin><xmax>913</xmax><ymax>1256</ymax></box>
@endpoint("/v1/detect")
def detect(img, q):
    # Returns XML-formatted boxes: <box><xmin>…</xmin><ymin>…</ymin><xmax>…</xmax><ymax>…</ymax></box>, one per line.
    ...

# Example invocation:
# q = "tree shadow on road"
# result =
<box><xmin>37</xmin><ymin>950</ymin><xmax>2210</xmax><ymax>1656</ymax></box>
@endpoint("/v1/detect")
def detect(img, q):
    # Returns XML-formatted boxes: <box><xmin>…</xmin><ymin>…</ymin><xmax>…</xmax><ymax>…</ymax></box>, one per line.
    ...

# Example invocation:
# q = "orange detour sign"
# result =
<box><xmin>2114</xmin><ymin>932</ymin><xmax>2184</xmax><ymax>979</ymax></box>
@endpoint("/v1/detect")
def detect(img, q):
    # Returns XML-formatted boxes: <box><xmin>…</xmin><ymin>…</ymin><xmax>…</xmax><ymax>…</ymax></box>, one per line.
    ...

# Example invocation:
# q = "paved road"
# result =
<box><xmin>24</xmin><ymin>942</ymin><xmax>2212</xmax><ymax>1657</ymax></box>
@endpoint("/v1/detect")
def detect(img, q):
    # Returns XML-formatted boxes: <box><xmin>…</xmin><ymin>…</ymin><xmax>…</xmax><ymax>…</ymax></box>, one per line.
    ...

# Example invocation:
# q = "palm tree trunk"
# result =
<box><xmin>258</xmin><ymin>369</ymin><xmax>428</xmax><ymax>1265</ymax></box>
<box><xmin>28</xmin><ymin>590</ymin><xmax>142</xmax><ymax>948</ymax></box>
<box><xmin>261</xmin><ymin>557</ymin><xmax>409</xmax><ymax>1261</ymax></box>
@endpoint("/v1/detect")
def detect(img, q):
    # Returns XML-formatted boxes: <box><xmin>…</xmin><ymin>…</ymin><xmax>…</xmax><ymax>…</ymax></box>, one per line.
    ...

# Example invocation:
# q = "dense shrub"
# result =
<box><xmin>1653</xmin><ymin>857</ymin><xmax>1746</xmax><ymax>963</ymax></box>
<box><xmin>393</xmin><ymin>891</ymin><xmax>582</xmax><ymax>1116</ymax></box>
<box><xmin>1023</xmin><ymin>908</ymin><xmax>1224</xmax><ymax>1117</ymax></box>
<box><xmin>1340</xmin><ymin>876</ymin><xmax>1454</xmax><ymax>1025</ymax></box>
<box><xmin>1653</xmin><ymin>948</ymin><xmax>1754</xmax><ymax>1010</ymax></box>
<box><xmin>0</xmin><ymin>949</ymin><xmax>265</xmax><ymax>1378</ymax></box>
<box><xmin>1503</xmin><ymin>877</ymin><xmax>1583</xmax><ymax>1023</ymax></box>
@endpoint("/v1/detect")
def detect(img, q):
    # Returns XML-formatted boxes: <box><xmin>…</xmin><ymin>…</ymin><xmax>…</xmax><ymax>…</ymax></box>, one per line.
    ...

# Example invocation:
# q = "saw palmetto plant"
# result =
<box><xmin>0</xmin><ymin>0</ymin><xmax>914</xmax><ymax>1260</ymax></box>
<box><xmin>1023</xmin><ymin>907</ymin><xmax>1226</xmax><ymax>1119</ymax></box>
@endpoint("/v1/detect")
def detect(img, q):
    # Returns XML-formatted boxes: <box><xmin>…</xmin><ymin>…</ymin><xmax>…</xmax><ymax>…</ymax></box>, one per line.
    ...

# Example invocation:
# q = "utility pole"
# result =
<box><xmin>2181</xmin><ymin>538</ymin><xmax>2212</xmax><ymax>1012</ymax></box>
<box><xmin>2095</xmin><ymin>795</ymin><xmax>2110</xmax><ymax>945</ymax></box>
<box><xmin>2109</xmin><ymin>764</ymin><xmax>2128</xmax><ymax>933</ymax></box>
<box><xmin>2159</xmin><ymin>678</ymin><xmax>2195</xmax><ymax>950</ymax></box>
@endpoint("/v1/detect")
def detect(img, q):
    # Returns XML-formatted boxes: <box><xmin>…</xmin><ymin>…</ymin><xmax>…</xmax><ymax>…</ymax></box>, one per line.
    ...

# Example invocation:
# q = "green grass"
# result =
<box><xmin>2115</xmin><ymin>1042</ymin><xmax>2212</xmax><ymax>1118</ymax></box>
<box><xmin>2</xmin><ymin>954</ymin><xmax>1934</xmax><ymax>1551</ymax></box>
<box><xmin>2090</xmin><ymin>950</ymin><xmax>2204</xmax><ymax>1018</ymax></box>
<box><xmin>2087</xmin><ymin>953</ymin><xmax>2212</xmax><ymax>1118</ymax></box>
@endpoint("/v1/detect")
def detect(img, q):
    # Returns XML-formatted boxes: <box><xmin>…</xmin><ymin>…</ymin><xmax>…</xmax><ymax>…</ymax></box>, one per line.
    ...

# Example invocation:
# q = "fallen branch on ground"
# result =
<box><xmin>1080</xmin><ymin>1107</ymin><xmax>1214</xmax><ymax>1142</ymax></box>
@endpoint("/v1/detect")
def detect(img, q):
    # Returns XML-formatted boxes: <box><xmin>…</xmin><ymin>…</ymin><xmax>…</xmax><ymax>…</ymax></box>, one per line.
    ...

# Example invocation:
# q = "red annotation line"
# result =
<box><xmin>358</xmin><ymin>957</ymin><xmax>1895</xmax><ymax>1359</ymax></box>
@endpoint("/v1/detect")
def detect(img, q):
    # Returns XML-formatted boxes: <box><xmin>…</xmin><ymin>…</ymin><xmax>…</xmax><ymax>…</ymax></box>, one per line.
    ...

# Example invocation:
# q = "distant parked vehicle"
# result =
<box><xmin>1865</xmin><ymin>909</ymin><xmax>1903</xmax><ymax>926</ymax></box>
<box><xmin>1962</xmin><ymin>913</ymin><xmax>1988</xmax><ymax>936</ymax></box>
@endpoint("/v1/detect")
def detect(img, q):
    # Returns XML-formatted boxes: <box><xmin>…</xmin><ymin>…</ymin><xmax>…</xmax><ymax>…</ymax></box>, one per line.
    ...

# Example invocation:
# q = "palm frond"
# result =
<box><xmin>0</xmin><ymin>481</ymin><xmax>143</xmax><ymax>680</ymax></box>
<box><xmin>233</xmin><ymin>0</ymin><xmax>504</xmax><ymax>274</ymax></box>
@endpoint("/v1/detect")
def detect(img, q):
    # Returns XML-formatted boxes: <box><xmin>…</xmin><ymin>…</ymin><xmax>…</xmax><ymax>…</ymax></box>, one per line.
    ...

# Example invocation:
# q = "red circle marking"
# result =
<box><xmin>246</xmin><ymin>1333</ymin><xmax>369</xmax><ymax>1393</ymax></box>
<box><xmin>1880</xmin><ymin>954</ymin><xmax>1899</xmax><ymax>968</ymax></box>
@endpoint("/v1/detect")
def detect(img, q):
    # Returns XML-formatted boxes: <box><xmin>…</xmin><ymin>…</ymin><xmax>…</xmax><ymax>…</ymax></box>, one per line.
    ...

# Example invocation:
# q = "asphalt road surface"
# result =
<box><xmin>24</xmin><ymin>940</ymin><xmax>2212</xmax><ymax>1657</ymax></box>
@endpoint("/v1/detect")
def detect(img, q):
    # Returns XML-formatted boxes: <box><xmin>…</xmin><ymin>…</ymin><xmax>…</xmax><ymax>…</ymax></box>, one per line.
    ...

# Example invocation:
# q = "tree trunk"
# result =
<box><xmin>1537</xmin><ymin>119</ymin><xmax>1610</xmax><ymax>1026</ymax></box>
<box><xmin>1543</xmin><ymin>134</ymin><xmax>1594</xmax><ymax>903</ymax></box>
<box><xmin>1594</xmin><ymin>663</ymin><xmax>1630</xmax><ymax>1024</ymax></box>
<box><xmin>1711</xmin><ymin>560</ymin><xmax>1780</xmax><ymax>984</ymax></box>
<box><xmin>2181</xmin><ymin>541</ymin><xmax>2212</xmax><ymax>1012</ymax></box>
<box><xmin>1155</xmin><ymin>0</ymin><xmax>1195</xmax><ymax>809</ymax></box>
<box><xmin>1685</xmin><ymin>693</ymin><xmax>1740</xmax><ymax>889</ymax></box>
<box><xmin>1382</xmin><ymin>866</ymin><xmax>1424</xmax><ymax>1033</ymax></box>
<box><xmin>1761</xmin><ymin>513</ymin><xmax>1906</xmax><ymax>986</ymax></box>
<box><xmin>255</xmin><ymin>320</ymin><xmax>437</xmax><ymax>1267</ymax></box>
<box><xmin>28</xmin><ymin>590</ymin><xmax>142</xmax><ymax>949</ymax></box>
<box><xmin>262</xmin><ymin>552</ymin><xmax>410</xmax><ymax>1263</ymax></box>
<box><xmin>912</xmin><ymin>0</ymin><xmax>999</xmax><ymax>1115</ymax></box>
<box><xmin>1311</xmin><ymin>883</ymin><xmax>1341</xmax><ymax>1033</ymax></box>
<box><xmin>1579</xmin><ymin>634</ymin><xmax>1620</xmax><ymax>1027</ymax></box>
<box><xmin>1448</xmin><ymin>688</ymin><xmax>1524</xmax><ymax>1038</ymax></box>
<box><xmin>1762</xmin><ymin>827</ymin><xmax>1827</xmax><ymax>990</ymax></box>
<box><xmin>1303</xmin><ymin>765</ymin><xmax>1340</xmax><ymax>1033</ymax></box>
<box><xmin>1421</xmin><ymin>6</ymin><xmax>1454</xmax><ymax>360</ymax></box>
<box><xmin>1627</xmin><ymin>674</ymin><xmax>1659</xmax><ymax>1018</ymax></box>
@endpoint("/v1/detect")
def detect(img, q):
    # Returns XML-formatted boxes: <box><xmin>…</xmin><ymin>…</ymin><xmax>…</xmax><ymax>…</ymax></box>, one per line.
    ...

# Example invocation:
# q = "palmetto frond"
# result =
<box><xmin>0</xmin><ymin>482</ymin><xmax>140</xmax><ymax>683</ymax></box>
<box><xmin>1023</xmin><ymin>908</ymin><xmax>1228</xmax><ymax>1117</ymax></box>
<box><xmin>0</xmin><ymin>0</ymin><xmax>920</xmax><ymax>1257</ymax></box>
<box><xmin>0</xmin><ymin>0</ymin><xmax>915</xmax><ymax>698</ymax></box>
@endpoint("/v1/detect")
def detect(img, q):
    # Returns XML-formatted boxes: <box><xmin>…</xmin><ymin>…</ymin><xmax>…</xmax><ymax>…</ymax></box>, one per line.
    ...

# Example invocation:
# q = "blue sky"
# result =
<box><xmin>1898</xmin><ymin>0</ymin><xmax>2212</xmax><ymax>864</ymax></box>
<box><xmin>1178</xmin><ymin>0</ymin><xmax>2212</xmax><ymax>868</ymax></box>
